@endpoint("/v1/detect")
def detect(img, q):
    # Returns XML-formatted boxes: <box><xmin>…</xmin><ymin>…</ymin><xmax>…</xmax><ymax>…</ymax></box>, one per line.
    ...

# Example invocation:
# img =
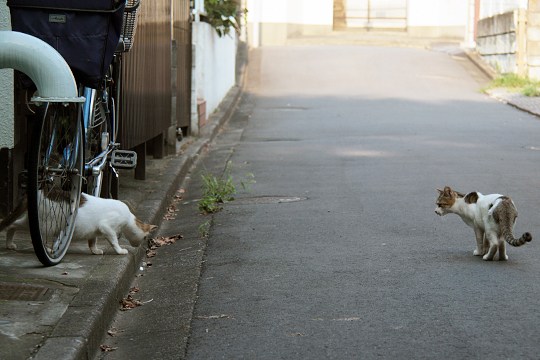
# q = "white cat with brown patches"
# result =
<box><xmin>435</xmin><ymin>186</ymin><xmax>531</xmax><ymax>261</ymax></box>
<box><xmin>1</xmin><ymin>192</ymin><xmax>157</xmax><ymax>255</ymax></box>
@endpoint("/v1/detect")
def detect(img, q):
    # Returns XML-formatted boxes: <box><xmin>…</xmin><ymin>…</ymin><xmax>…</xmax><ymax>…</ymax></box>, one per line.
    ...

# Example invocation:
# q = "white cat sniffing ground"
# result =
<box><xmin>74</xmin><ymin>193</ymin><xmax>158</xmax><ymax>254</ymax></box>
<box><xmin>435</xmin><ymin>186</ymin><xmax>531</xmax><ymax>261</ymax></box>
<box><xmin>1</xmin><ymin>192</ymin><xmax>157</xmax><ymax>255</ymax></box>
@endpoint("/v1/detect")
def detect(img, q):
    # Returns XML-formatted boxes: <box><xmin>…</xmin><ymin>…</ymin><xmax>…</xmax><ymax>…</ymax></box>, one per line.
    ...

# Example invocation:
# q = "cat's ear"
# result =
<box><xmin>149</xmin><ymin>225</ymin><xmax>158</xmax><ymax>232</ymax></box>
<box><xmin>436</xmin><ymin>188</ymin><xmax>443</xmax><ymax>194</ymax></box>
<box><xmin>464</xmin><ymin>192</ymin><xmax>478</xmax><ymax>204</ymax></box>
<box><xmin>442</xmin><ymin>186</ymin><xmax>454</xmax><ymax>195</ymax></box>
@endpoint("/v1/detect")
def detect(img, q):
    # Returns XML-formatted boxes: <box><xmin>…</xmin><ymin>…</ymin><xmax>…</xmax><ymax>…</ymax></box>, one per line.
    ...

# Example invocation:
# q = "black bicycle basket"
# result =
<box><xmin>8</xmin><ymin>0</ymin><xmax>126</xmax><ymax>89</ymax></box>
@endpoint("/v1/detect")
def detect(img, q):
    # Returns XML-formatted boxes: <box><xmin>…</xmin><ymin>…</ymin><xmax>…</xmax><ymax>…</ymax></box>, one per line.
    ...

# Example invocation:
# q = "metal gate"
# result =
<box><xmin>120</xmin><ymin>0</ymin><xmax>172</xmax><ymax>150</ymax></box>
<box><xmin>335</xmin><ymin>0</ymin><xmax>408</xmax><ymax>31</ymax></box>
<box><xmin>118</xmin><ymin>0</ymin><xmax>192</xmax><ymax>180</ymax></box>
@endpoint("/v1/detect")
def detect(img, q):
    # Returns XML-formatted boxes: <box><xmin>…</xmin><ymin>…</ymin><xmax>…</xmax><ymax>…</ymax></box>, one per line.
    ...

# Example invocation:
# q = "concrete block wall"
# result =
<box><xmin>474</xmin><ymin>2</ymin><xmax>540</xmax><ymax>80</ymax></box>
<box><xmin>476</xmin><ymin>10</ymin><xmax>523</xmax><ymax>74</ymax></box>
<box><xmin>528</xmin><ymin>0</ymin><xmax>540</xmax><ymax>79</ymax></box>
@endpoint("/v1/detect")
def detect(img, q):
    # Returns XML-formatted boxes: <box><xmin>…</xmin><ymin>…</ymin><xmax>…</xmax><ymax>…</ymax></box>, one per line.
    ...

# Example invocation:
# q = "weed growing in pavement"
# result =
<box><xmin>522</xmin><ymin>84</ymin><xmax>540</xmax><ymax>97</ymax></box>
<box><xmin>483</xmin><ymin>73</ymin><xmax>540</xmax><ymax>97</ymax></box>
<box><xmin>198</xmin><ymin>161</ymin><xmax>255</xmax><ymax>214</ymax></box>
<box><xmin>198</xmin><ymin>220</ymin><xmax>211</xmax><ymax>238</ymax></box>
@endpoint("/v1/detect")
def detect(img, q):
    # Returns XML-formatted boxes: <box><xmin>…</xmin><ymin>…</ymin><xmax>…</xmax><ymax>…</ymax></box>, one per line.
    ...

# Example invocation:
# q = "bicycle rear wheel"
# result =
<box><xmin>27</xmin><ymin>103</ymin><xmax>83</xmax><ymax>266</ymax></box>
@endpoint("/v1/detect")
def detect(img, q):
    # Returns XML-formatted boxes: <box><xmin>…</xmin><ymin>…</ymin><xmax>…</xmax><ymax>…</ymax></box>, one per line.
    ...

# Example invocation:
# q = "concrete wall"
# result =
<box><xmin>191</xmin><ymin>0</ymin><xmax>238</xmax><ymax>135</ymax></box>
<box><xmin>407</xmin><ymin>0</ymin><xmax>468</xmax><ymax>38</ymax></box>
<box><xmin>528</xmin><ymin>0</ymin><xmax>540</xmax><ymax>79</ymax></box>
<box><xmin>0</xmin><ymin>3</ymin><xmax>14</xmax><ymax>149</ymax></box>
<box><xmin>474</xmin><ymin>1</ymin><xmax>540</xmax><ymax>80</ymax></box>
<box><xmin>476</xmin><ymin>10</ymin><xmax>526</xmax><ymax>75</ymax></box>
<box><xmin>246</xmin><ymin>0</ymin><xmax>333</xmax><ymax>46</ymax></box>
<box><xmin>479</xmin><ymin>0</ymin><xmax>527</xmax><ymax>19</ymax></box>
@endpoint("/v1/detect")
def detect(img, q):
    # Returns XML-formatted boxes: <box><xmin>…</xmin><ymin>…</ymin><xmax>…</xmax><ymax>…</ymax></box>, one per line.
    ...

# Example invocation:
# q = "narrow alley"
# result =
<box><xmin>99</xmin><ymin>43</ymin><xmax>540</xmax><ymax>359</ymax></box>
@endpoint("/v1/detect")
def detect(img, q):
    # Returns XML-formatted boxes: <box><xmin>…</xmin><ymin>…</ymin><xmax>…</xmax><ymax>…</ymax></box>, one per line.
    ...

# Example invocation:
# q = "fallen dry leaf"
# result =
<box><xmin>163</xmin><ymin>189</ymin><xmax>185</xmax><ymax>220</ymax></box>
<box><xmin>174</xmin><ymin>188</ymin><xmax>185</xmax><ymax>200</ymax></box>
<box><xmin>106</xmin><ymin>327</ymin><xmax>124</xmax><ymax>337</ymax></box>
<box><xmin>164</xmin><ymin>204</ymin><xmax>177</xmax><ymax>219</ymax></box>
<box><xmin>288</xmin><ymin>332</ymin><xmax>305</xmax><ymax>337</ymax></box>
<box><xmin>100</xmin><ymin>345</ymin><xmax>118</xmax><ymax>352</ymax></box>
<box><xmin>120</xmin><ymin>294</ymin><xmax>142</xmax><ymax>311</ymax></box>
<box><xmin>149</xmin><ymin>234</ymin><xmax>183</xmax><ymax>248</ymax></box>
<box><xmin>146</xmin><ymin>249</ymin><xmax>157</xmax><ymax>258</ymax></box>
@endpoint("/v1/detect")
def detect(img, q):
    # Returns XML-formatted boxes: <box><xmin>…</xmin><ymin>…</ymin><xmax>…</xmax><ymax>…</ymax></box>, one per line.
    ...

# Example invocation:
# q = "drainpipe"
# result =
<box><xmin>0</xmin><ymin>31</ymin><xmax>84</xmax><ymax>103</ymax></box>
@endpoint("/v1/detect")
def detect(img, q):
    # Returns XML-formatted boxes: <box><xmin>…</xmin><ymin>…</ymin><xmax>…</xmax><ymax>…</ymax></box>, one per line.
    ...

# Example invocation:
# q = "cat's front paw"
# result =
<box><xmin>7</xmin><ymin>243</ymin><xmax>17</xmax><ymax>250</ymax></box>
<box><xmin>116</xmin><ymin>248</ymin><xmax>129</xmax><ymax>255</ymax></box>
<box><xmin>482</xmin><ymin>254</ymin><xmax>494</xmax><ymax>261</ymax></box>
<box><xmin>91</xmin><ymin>248</ymin><xmax>104</xmax><ymax>255</ymax></box>
<box><xmin>473</xmin><ymin>249</ymin><xmax>485</xmax><ymax>256</ymax></box>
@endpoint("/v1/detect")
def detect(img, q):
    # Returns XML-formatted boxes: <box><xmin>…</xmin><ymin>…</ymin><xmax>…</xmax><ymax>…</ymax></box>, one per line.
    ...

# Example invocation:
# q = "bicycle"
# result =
<box><xmin>7</xmin><ymin>0</ymin><xmax>141</xmax><ymax>266</ymax></box>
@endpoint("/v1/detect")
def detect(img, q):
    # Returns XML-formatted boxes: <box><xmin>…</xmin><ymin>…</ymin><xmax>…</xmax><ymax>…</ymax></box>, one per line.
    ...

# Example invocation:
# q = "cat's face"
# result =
<box><xmin>129</xmin><ymin>219</ymin><xmax>158</xmax><ymax>246</ymax></box>
<box><xmin>140</xmin><ymin>222</ymin><xmax>158</xmax><ymax>236</ymax></box>
<box><xmin>435</xmin><ymin>186</ymin><xmax>457</xmax><ymax>216</ymax></box>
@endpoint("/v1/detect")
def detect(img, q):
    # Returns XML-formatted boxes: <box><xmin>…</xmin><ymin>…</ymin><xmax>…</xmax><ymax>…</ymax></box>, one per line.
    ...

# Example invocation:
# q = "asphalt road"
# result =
<box><xmin>99</xmin><ymin>44</ymin><xmax>540</xmax><ymax>359</ymax></box>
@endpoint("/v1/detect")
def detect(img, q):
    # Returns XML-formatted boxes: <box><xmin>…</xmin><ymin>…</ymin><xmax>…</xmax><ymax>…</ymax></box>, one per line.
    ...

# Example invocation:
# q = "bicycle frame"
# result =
<box><xmin>81</xmin><ymin>51</ymin><xmax>136</xmax><ymax>199</ymax></box>
<box><xmin>82</xmin><ymin>86</ymin><xmax>117</xmax><ymax>197</ymax></box>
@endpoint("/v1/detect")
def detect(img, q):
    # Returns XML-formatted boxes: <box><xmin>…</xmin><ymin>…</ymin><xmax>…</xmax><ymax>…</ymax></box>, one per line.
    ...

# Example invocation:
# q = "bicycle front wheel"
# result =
<box><xmin>27</xmin><ymin>103</ymin><xmax>83</xmax><ymax>266</ymax></box>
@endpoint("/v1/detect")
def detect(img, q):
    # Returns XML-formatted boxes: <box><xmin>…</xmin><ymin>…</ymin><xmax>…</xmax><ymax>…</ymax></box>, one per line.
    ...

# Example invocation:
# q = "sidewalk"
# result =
<box><xmin>0</xmin><ymin>84</ymin><xmax>242</xmax><ymax>360</ymax></box>
<box><xmin>487</xmin><ymin>87</ymin><xmax>540</xmax><ymax>118</ymax></box>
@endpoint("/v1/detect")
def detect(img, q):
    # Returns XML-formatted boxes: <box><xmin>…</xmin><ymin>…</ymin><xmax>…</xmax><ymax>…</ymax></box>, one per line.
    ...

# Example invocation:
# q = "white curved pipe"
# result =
<box><xmin>0</xmin><ymin>31</ymin><xmax>84</xmax><ymax>103</ymax></box>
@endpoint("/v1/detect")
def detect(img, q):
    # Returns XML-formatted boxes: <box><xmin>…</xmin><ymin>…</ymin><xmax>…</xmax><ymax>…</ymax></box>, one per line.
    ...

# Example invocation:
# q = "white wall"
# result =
<box><xmin>408</xmin><ymin>0</ymin><xmax>468</xmax><ymax>27</ymax></box>
<box><xmin>0</xmin><ymin>3</ymin><xmax>14</xmax><ymax>149</ymax></box>
<box><xmin>191</xmin><ymin>0</ymin><xmax>237</xmax><ymax>135</ymax></box>
<box><xmin>247</xmin><ymin>0</ymin><xmax>332</xmax><ymax>24</ymax></box>
<box><xmin>246</xmin><ymin>0</ymin><xmax>333</xmax><ymax>46</ymax></box>
<box><xmin>297</xmin><ymin>0</ymin><xmax>333</xmax><ymax>26</ymax></box>
<box><xmin>479</xmin><ymin>0</ymin><xmax>527</xmax><ymax>19</ymax></box>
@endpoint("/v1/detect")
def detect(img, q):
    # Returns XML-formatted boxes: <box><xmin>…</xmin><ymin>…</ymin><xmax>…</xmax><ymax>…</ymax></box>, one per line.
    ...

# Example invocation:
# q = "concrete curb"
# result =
<box><xmin>487</xmin><ymin>88</ymin><xmax>540</xmax><ymax>118</ymax></box>
<box><xmin>463</xmin><ymin>48</ymin><xmax>497</xmax><ymax>80</ymax></box>
<box><xmin>462</xmin><ymin>49</ymin><xmax>540</xmax><ymax>119</ymax></box>
<box><xmin>30</xmin><ymin>85</ymin><xmax>243</xmax><ymax>360</ymax></box>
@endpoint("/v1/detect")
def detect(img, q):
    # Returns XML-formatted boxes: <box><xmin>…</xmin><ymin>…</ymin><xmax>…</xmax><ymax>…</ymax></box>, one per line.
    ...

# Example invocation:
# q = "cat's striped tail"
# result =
<box><xmin>493</xmin><ymin>197</ymin><xmax>532</xmax><ymax>247</ymax></box>
<box><xmin>504</xmin><ymin>231</ymin><xmax>532</xmax><ymax>247</ymax></box>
